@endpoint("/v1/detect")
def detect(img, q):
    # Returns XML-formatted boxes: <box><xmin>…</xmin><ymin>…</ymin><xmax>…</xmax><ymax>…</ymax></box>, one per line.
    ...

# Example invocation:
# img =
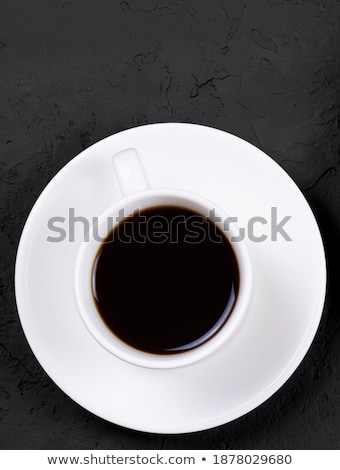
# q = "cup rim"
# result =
<box><xmin>74</xmin><ymin>188</ymin><xmax>252</xmax><ymax>369</ymax></box>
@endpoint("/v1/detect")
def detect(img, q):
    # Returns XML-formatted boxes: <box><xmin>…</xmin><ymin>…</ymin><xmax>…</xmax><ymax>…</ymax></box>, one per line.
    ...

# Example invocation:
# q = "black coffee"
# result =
<box><xmin>92</xmin><ymin>205</ymin><xmax>239</xmax><ymax>355</ymax></box>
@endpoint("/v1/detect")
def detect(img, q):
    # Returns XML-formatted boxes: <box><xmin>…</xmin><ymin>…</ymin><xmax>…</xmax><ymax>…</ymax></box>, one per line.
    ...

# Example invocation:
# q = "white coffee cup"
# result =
<box><xmin>74</xmin><ymin>148</ymin><xmax>252</xmax><ymax>369</ymax></box>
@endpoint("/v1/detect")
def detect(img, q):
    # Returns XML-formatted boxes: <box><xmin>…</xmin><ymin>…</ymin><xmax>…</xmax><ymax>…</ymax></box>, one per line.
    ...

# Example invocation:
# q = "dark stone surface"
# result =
<box><xmin>0</xmin><ymin>0</ymin><xmax>340</xmax><ymax>450</ymax></box>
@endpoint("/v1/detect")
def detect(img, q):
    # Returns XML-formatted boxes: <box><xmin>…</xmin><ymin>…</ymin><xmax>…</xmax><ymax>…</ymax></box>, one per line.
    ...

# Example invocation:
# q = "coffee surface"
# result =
<box><xmin>92</xmin><ymin>205</ymin><xmax>239</xmax><ymax>355</ymax></box>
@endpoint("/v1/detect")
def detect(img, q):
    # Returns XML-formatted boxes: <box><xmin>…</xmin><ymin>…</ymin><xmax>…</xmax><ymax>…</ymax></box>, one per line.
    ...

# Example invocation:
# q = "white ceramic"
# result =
<box><xmin>15</xmin><ymin>123</ymin><xmax>326</xmax><ymax>434</ymax></box>
<box><xmin>74</xmin><ymin>148</ymin><xmax>252</xmax><ymax>369</ymax></box>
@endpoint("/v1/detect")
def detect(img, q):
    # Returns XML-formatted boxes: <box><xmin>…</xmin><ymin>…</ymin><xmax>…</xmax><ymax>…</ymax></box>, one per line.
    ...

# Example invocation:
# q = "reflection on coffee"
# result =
<box><xmin>92</xmin><ymin>205</ymin><xmax>239</xmax><ymax>355</ymax></box>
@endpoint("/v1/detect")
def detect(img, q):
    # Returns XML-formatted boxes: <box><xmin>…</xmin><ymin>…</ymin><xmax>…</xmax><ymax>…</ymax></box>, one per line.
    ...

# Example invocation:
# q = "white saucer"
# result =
<box><xmin>15</xmin><ymin>123</ymin><xmax>326</xmax><ymax>434</ymax></box>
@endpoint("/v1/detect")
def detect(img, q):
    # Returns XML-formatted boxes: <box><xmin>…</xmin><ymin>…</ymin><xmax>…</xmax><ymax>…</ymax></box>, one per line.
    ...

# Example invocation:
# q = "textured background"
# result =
<box><xmin>1</xmin><ymin>0</ymin><xmax>340</xmax><ymax>450</ymax></box>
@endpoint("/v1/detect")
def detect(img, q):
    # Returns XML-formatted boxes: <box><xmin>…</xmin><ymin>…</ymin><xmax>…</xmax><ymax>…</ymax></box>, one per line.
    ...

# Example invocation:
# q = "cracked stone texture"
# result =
<box><xmin>0</xmin><ymin>0</ymin><xmax>340</xmax><ymax>450</ymax></box>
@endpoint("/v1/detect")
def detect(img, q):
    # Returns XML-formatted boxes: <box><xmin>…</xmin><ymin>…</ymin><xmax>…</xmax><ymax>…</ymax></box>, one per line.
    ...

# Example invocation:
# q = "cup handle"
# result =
<box><xmin>112</xmin><ymin>148</ymin><xmax>149</xmax><ymax>197</ymax></box>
